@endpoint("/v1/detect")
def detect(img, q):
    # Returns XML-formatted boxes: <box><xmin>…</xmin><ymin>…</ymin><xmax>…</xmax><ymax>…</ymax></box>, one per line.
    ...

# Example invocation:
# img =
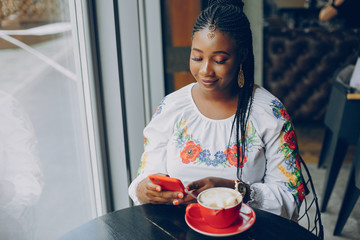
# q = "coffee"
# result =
<box><xmin>199</xmin><ymin>188</ymin><xmax>241</xmax><ymax>209</ymax></box>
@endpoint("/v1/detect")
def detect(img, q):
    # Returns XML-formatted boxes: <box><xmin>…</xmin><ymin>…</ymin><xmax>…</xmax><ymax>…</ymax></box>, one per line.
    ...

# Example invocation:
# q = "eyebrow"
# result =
<box><xmin>192</xmin><ymin>48</ymin><xmax>231</xmax><ymax>56</ymax></box>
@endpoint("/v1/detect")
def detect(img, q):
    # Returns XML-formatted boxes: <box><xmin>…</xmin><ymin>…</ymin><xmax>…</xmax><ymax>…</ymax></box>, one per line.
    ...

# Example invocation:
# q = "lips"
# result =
<box><xmin>200</xmin><ymin>79</ymin><xmax>218</xmax><ymax>86</ymax></box>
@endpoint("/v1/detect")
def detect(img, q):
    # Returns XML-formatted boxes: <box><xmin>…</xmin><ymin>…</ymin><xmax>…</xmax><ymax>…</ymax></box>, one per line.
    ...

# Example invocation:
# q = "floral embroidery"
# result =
<box><xmin>224</xmin><ymin>144</ymin><xmax>248</xmax><ymax>167</ymax></box>
<box><xmin>175</xmin><ymin>119</ymin><xmax>194</xmax><ymax>149</ymax></box>
<box><xmin>198</xmin><ymin>149</ymin><xmax>228</xmax><ymax>167</ymax></box>
<box><xmin>137</xmin><ymin>153</ymin><xmax>147</xmax><ymax>175</ymax></box>
<box><xmin>271</xmin><ymin>98</ymin><xmax>306</xmax><ymax>203</ymax></box>
<box><xmin>284</xmin><ymin>130</ymin><xmax>297</xmax><ymax>150</ymax></box>
<box><xmin>144</xmin><ymin>137</ymin><xmax>149</xmax><ymax>148</ymax></box>
<box><xmin>180</xmin><ymin>141</ymin><xmax>202</xmax><ymax>164</ymax></box>
<box><xmin>271</xmin><ymin>99</ymin><xmax>290</xmax><ymax>121</ymax></box>
<box><xmin>280</xmin><ymin>108</ymin><xmax>290</xmax><ymax>120</ymax></box>
<box><xmin>244</xmin><ymin>121</ymin><xmax>263</xmax><ymax>153</ymax></box>
<box><xmin>277</xmin><ymin>120</ymin><xmax>306</xmax><ymax>205</ymax></box>
<box><xmin>174</xmin><ymin>119</ymin><xmax>261</xmax><ymax>168</ymax></box>
<box><xmin>152</xmin><ymin>97</ymin><xmax>166</xmax><ymax>118</ymax></box>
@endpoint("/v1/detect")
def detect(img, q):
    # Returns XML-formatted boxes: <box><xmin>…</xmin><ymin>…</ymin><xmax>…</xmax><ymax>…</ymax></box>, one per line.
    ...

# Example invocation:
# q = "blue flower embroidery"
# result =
<box><xmin>198</xmin><ymin>149</ymin><xmax>227</xmax><ymax>167</ymax></box>
<box><xmin>199</xmin><ymin>150</ymin><xmax>211</xmax><ymax>162</ymax></box>
<box><xmin>271</xmin><ymin>99</ymin><xmax>283</xmax><ymax>109</ymax></box>
<box><xmin>152</xmin><ymin>97</ymin><xmax>166</xmax><ymax>118</ymax></box>
<box><xmin>244</xmin><ymin>141</ymin><xmax>254</xmax><ymax>154</ymax></box>
<box><xmin>285</xmin><ymin>156</ymin><xmax>296</xmax><ymax>172</ymax></box>
<box><xmin>214</xmin><ymin>151</ymin><xmax>226</xmax><ymax>164</ymax></box>
<box><xmin>272</xmin><ymin>108</ymin><xmax>281</xmax><ymax>119</ymax></box>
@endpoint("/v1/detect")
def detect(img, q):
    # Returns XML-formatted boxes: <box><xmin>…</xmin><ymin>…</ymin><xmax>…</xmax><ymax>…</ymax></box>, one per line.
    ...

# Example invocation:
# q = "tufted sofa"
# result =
<box><xmin>263</xmin><ymin>27</ymin><xmax>360</xmax><ymax>122</ymax></box>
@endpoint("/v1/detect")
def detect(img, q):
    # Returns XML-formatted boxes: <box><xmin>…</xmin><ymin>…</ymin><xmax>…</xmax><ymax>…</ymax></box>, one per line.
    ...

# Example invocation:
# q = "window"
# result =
<box><xmin>0</xmin><ymin>1</ymin><xmax>104</xmax><ymax>239</ymax></box>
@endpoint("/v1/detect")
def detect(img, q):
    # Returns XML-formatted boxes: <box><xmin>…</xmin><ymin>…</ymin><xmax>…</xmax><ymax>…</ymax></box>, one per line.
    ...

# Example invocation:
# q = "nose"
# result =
<box><xmin>199</xmin><ymin>60</ymin><xmax>214</xmax><ymax>76</ymax></box>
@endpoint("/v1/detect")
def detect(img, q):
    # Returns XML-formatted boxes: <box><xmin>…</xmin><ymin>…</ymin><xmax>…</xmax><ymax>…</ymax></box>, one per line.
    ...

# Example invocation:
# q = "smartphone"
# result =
<box><xmin>148</xmin><ymin>174</ymin><xmax>186</xmax><ymax>194</ymax></box>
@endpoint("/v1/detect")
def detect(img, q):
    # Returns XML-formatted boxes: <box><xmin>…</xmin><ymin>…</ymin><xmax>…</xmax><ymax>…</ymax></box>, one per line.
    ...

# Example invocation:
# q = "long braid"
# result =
<box><xmin>192</xmin><ymin>0</ymin><xmax>254</xmax><ymax>181</ymax></box>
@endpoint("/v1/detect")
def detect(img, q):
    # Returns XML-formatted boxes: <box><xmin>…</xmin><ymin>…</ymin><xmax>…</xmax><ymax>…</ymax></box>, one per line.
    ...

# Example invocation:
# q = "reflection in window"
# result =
<box><xmin>0</xmin><ymin>1</ymin><xmax>98</xmax><ymax>239</ymax></box>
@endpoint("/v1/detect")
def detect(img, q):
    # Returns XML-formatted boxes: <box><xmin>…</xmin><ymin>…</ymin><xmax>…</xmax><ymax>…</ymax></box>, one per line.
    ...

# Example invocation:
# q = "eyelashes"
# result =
<box><xmin>191</xmin><ymin>57</ymin><xmax>202</xmax><ymax>61</ymax></box>
<box><xmin>191</xmin><ymin>57</ymin><xmax>228</xmax><ymax>64</ymax></box>
<box><xmin>215</xmin><ymin>60</ymin><xmax>227</xmax><ymax>64</ymax></box>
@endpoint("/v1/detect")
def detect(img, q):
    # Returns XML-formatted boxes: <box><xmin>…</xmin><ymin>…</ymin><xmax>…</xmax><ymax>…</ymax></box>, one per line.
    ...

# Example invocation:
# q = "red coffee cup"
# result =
<box><xmin>186</xmin><ymin>187</ymin><xmax>242</xmax><ymax>229</ymax></box>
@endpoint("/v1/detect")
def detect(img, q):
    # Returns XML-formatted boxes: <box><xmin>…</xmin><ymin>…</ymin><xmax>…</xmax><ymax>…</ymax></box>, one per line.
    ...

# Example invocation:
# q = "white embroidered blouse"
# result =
<box><xmin>128</xmin><ymin>83</ymin><xmax>306</xmax><ymax>220</ymax></box>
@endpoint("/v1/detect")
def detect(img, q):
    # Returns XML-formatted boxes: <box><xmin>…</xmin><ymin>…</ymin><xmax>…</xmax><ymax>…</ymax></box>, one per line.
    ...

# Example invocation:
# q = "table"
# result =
<box><xmin>60</xmin><ymin>204</ymin><xmax>318</xmax><ymax>240</ymax></box>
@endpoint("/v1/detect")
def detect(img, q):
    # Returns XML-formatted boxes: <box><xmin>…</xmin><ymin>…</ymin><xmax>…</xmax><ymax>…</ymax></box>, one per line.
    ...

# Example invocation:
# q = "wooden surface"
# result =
<box><xmin>174</xmin><ymin>72</ymin><xmax>195</xmax><ymax>90</ymax></box>
<box><xmin>274</xmin><ymin>0</ymin><xmax>306</xmax><ymax>8</ymax></box>
<box><xmin>165</xmin><ymin>0</ymin><xmax>201</xmax><ymax>47</ymax></box>
<box><xmin>347</xmin><ymin>93</ymin><xmax>360</xmax><ymax>100</ymax></box>
<box><xmin>0</xmin><ymin>23</ymin><xmax>62</xmax><ymax>49</ymax></box>
<box><xmin>162</xmin><ymin>0</ymin><xmax>202</xmax><ymax>93</ymax></box>
<box><xmin>60</xmin><ymin>204</ymin><xmax>319</xmax><ymax>240</ymax></box>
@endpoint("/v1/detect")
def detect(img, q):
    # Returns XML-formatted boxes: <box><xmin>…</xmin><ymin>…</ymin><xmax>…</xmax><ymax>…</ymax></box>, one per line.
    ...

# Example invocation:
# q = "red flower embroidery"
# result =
<box><xmin>180</xmin><ymin>141</ymin><xmax>202</xmax><ymax>164</ymax></box>
<box><xmin>224</xmin><ymin>145</ymin><xmax>248</xmax><ymax>167</ymax></box>
<box><xmin>284</xmin><ymin>130</ymin><xmax>297</xmax><ymax>150</ymax></box>
<box><xmin>296</xmin><ymin>183</ymin><xmax>306</xmax><ymax>202</ymax></box>
<box><xmin>295</xmin><ymin>155</ymin><xmax>301</xmax><ymax>170</ymax></box>
<box><xmin>280</xmin><ymin>108</ymin><xmax>290</xmax><ymax>120</ymax></box>
<box><xmin>152</xmin><ymin>107</ymin><xmax>158</xmax><ymax>115</ymax></box>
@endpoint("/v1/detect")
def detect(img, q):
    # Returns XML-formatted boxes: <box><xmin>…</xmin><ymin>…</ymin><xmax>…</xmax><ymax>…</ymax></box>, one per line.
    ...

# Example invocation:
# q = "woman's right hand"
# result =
<box><xmin>136</xmin><ymin>175</ymin><xmax>184</xmax><ymax>204</ymax></box>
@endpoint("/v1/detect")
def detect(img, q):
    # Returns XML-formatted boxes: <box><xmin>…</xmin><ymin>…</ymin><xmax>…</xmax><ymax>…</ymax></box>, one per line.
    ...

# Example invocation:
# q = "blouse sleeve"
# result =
<box><xmin>247</xmin><ymin>98</ymin><xmax>306</xmax><ymax>220</ymax></box>
<box><xmin>128</xmin><ymin>97</ymin><xmax>176</xmax><ymax>205</ymax></box>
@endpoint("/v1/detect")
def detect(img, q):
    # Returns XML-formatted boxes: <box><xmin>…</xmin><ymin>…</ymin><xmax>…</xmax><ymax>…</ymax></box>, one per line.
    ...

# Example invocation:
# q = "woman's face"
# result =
<box><xmin>190</xmin><ymin>29</ymin><xmax>241</xmax><ymax>95</ymax></box>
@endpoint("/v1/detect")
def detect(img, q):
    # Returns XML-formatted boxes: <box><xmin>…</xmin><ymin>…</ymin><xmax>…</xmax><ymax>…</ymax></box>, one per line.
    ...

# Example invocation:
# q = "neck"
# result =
<box><xmin>198</xmin><ymin>83</ymin><xmax>240</xmax><ymax>103</ymax></box>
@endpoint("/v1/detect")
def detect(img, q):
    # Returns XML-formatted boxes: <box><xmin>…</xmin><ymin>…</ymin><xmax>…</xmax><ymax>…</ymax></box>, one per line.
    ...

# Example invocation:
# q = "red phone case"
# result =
<box><xmin>149</xmin><ymin>174</ymin><xmax>186</xmax><ymax>194</ymax></box>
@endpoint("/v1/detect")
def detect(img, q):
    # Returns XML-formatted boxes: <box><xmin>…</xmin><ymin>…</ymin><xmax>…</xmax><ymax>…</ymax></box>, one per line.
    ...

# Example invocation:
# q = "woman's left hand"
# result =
<box><xmin>174</xmin><ymin>177</ymin><xmax>234</xmax><ymax>205</ymax></box>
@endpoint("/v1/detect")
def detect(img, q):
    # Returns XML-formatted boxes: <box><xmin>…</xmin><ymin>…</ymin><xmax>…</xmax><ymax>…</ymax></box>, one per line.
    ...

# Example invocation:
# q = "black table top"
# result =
<box><xmin>60</xmin><ymin>204</ymin><xmax>319</xmax><ymax>240</ymax></box>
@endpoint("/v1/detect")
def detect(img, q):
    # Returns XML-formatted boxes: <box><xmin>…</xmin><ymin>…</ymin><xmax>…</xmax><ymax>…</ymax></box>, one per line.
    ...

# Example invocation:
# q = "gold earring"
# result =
<box><xmin>238</xmin><ymin>65</ymin><xmax>244</xmax><ymax>88</ymax></box>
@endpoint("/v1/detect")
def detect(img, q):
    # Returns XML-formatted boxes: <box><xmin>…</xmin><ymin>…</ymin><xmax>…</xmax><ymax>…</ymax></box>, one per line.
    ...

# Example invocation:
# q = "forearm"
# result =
<box><xmin>128</xmin><ymin>174</ymin><xmax>148</xmax><ymax>205</ymax></box>
<box><xmin>319</xmin><ymin>6</ymin><xmax>338</xmax><ymax>21</ymax></box>
<box><xmin>247</xmin><ymin>182</ymin><xmax>297</xmax><ymax>219</ymax></box>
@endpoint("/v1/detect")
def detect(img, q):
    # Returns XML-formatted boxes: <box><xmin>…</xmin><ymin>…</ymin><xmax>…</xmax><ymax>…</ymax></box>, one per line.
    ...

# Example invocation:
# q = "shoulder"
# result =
<box><xmin>251</xmin><ymin>86</ymin><xmax>286</xmax><ymax>118</ymax></box>
<box><xmin>250</xmin><ymin>86</ymin><xmax>291</xmax><ymax>132</ymax></box>
<box><xmin>164</xmin><ymin>83</ymin><xmax>194</xmax><ymax>104</ymax></box>
<box><xmin>151</xmin><ymin>83</ymin><xmax>195</xmax><ymax>119</ymax></box>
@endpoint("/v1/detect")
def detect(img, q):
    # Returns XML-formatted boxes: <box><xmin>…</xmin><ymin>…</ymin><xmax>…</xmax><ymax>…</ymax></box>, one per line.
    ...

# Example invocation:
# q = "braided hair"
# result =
<box><xmin>192</xmin><ymin>0</ymin><xmax>255</xmax><ymax>181</ymax></box>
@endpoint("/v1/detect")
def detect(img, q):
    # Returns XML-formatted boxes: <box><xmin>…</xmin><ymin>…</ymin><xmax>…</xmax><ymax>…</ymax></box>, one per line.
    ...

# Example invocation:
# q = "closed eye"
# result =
<box><xmin>192</xmin><ymin>57</ymin><xmax>202</xmax><ymax>61</ymax></box>
<box><xmin>215</xmin><ymin>59</ymin><xmax>227</xmax><ymax>64</ymax></box>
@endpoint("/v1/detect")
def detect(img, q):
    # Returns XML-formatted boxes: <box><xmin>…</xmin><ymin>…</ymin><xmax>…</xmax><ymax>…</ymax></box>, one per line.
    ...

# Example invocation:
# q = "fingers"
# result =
<box><xmin>146</xmin><ymin>180</ymin><xmax>162</xmax><ymax>192</ymax></box>
<box><xmin>148</xmin><ymin>191</ymin><xmax>183</xmax><ymax>204</ymax></box>
<box><xmin>145</xmin><ymin>181</ymin><xmax>184</xmax><ymax>203</ymax></box>
<box><xmin>186</xmin><ymin>181</ymin><xmax>201</xmax><ymax>191</ymax></box>
<box><xmin>175</xmin><ymin>193</ymin><xmax>197</xmax><ymax>205</ymax></box>
<box><xmin>186</xmin><ymin>177</ymin><xmax>230</xmax><ymax>196</ymax></box>
<box><xmin>141</xmin><ymin>176</ymin><xmax>232</xmax><ymax>205</ymax></box>
<box><xmin>186</xmin><ymin>178</ymin><xmax>211</xmax><ymax>193</ymax></box>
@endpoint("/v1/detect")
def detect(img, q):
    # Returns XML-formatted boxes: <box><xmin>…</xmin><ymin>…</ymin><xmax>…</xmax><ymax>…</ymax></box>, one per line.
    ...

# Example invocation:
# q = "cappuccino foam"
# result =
<box><xmin>199</xmin><ymin>188</ymin><xmax>241</xmax><ymax>209</ymax></box>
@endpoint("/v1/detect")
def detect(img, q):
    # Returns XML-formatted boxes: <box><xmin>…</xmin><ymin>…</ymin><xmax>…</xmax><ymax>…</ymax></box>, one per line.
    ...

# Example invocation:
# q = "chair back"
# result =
<box><xmin>356</xmin><ymin>140</ymin><xmax>360</xmax><ymax>189</ymax></box>
<box><xmin>298</xmin><ymin>156</ymin><xmax>324</xmax><ymax>240</ymax></box>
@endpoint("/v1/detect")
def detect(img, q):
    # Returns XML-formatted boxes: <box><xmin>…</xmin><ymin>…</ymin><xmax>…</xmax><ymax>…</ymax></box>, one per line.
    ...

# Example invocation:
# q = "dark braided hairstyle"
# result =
<box><xmin>192</xmin><ymin>0</ymin><xmax>255</xmax><ymax>181</ymax></box>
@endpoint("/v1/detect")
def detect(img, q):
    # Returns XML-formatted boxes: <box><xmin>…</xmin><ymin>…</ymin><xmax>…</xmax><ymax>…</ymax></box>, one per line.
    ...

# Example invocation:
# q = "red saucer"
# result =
<box><xmin>185</xmin><ymin>203</ymin><xmax>256</xmax><ymax>237</ymax></box>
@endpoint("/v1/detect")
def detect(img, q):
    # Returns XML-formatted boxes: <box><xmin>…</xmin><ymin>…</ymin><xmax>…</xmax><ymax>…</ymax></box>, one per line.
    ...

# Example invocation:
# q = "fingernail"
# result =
<box><xmin>173</xmin><ymin>200</ymin><xmax>179</xmax><ymax>205</ymax></box>
<box><xmin>156</xmin><ymin>186</ymin><xmax>161</xmax><ymax>192</ymax></box>
<box><xmin>178</xmin><ymin>193</ymin><xmax>184</xmax><ymax>199</ymax></box>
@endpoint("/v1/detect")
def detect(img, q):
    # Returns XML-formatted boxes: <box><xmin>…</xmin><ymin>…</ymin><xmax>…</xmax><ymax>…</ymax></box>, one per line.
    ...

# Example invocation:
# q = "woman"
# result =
<box><xmin>128</xmin><ymin>0</ymin><xmax>305</xmax><ymax>220</ymax></box>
